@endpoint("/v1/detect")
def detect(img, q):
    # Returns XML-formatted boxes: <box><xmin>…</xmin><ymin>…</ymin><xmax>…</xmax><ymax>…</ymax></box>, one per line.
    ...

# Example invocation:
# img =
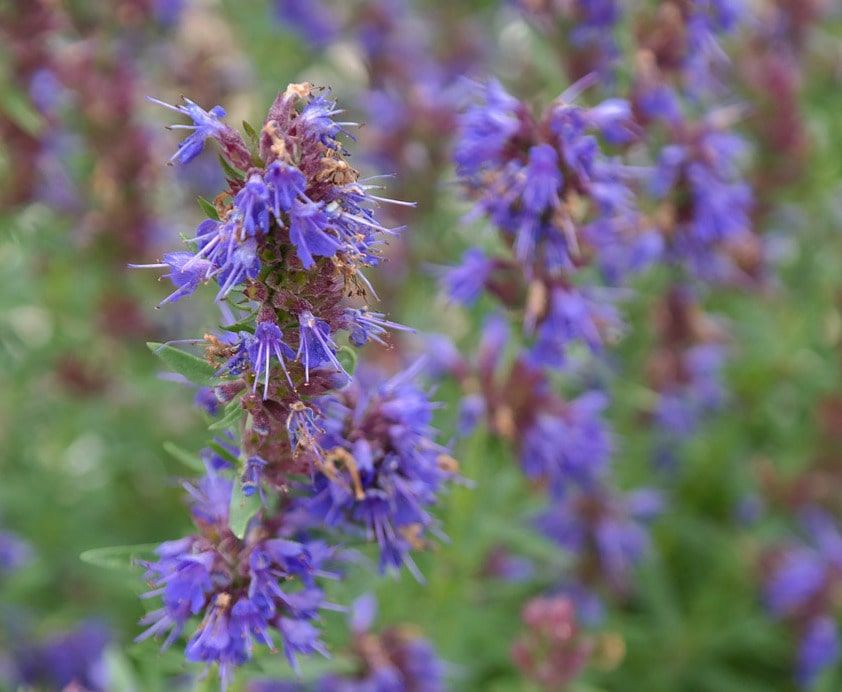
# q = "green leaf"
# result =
<box><xmin>80</xmin><ymin>543</ymin><xmax>159</xmax><ymax>572</ymax></box>
<box><xmin>218</xmin><ymin>154</ymin><xmax>245</xmax><ymax>181</ymax></box>
<box><xmin>197</xmin><ymin>196</ymin><xmax>220</xmax><ymax>221</ymax></box>
<box><xmin>208</xmin><ymin>401</ymin><xmax>243</xmax><ymax>431</ymax></box>
<box><xmin>147</xmin><ymin>342</ymin><xmax>216</xmax><ymax>386</ymax></box>
<box><xmin>337</xmin><ymin>345</ymin><xmax>358</xmax><ymax>375</ymax></box>
<box><xmin>209</xmin><ymin>439</ymin><xmax>239</xmax><ymax>465</ymax></box>
<box><xmin>103</xmin><ymin>648</ymin><xmax>140</xmax><ymax>692</ymax></box>
<box><xmin>0</xmin><ymin>86</ymin><xmax>44</xmax><ymax>137</ymax></box>
<box><xmin>220</xmin><ymin>315</ymin><xmax>257</xmax><ymax>334</ymax></box>
<box><xmin>242</xmin><ymin>119</ymin><xmax>258</xmax><ymax>140</ymax></box>
<box><xmin>162</xmin><ymin>441</ymin><xmax>205</xmax><ymax>473</ymax></box>
<box><xmin>229</xmin><ymin>474</ymin><xmax>261</xmax><ymax>539</ymax></box>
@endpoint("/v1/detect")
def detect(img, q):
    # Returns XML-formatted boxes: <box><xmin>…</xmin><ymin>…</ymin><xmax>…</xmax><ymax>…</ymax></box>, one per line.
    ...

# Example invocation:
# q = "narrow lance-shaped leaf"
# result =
<box><xmin>163</xmin><ymin>441</ymin><xmax>206</xmax><ymax>473</ymax></box>
<box><xmin>229</xmin><ymin>474</ymin><xmax>261</xmax><ymax>540</ymax></box>
<box><xmin>197</xmin><ymin>196</ymin><xmax>220</xmax><ymax>221</ymax></box>
<box><xmin>147</xmin><ymin>342</ymin><xmax>216</xmax><ymax>386</ymax></box>
<box><xmin>218</xmin><ymin>153</ymin><xmax>245</xmax><ymax>181</ymax></box>
<box><xmin>208</xmin><ymin>400</ymin><xmax>244</xmax><ymax>431</ymax></box>
<box><xmin>337</xmin><ymin>345</ymin><xmax>358</xmax><ymax>376</ymax></box>
<box><xmin>80</xmin><ymin>543</ymin><xmax>160</xmax><ymax>572</ymax></box>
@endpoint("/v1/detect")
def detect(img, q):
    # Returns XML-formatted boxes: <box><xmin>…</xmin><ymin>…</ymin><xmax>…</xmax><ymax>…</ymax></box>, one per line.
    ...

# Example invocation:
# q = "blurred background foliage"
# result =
<box><xmin>1</xmin><ymin>1</ymin><xmax>842</xmax><ymax>690</ymax></box>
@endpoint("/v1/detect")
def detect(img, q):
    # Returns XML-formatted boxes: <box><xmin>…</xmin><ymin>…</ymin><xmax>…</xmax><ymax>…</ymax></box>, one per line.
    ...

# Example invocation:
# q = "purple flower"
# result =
<box><xmin>265</xmin><ymin>161</ymin><xmax>307</xmax><ymax>219</ymax></box>
<box><xmin>530</xmin><ymin>288</ymin><xmax>622</xmax><ymax>368</ymax></box>
<box><xmin>653</xmin><ymin>341</ymin><xmax>727</xmax><ymax>439</ymax></box>
<box><xmin>595</xmin><ymin>517</ymin><xmax>651</xmax><ymax>584</ymax></box>
<box><xmin>763</xmin><ymin>508</ymin><xmax>842</xmax><ymax>685</ymax></box>
<box><xmin>682</xmin><ymin>0</ymin><xmax>745</xmax><ymax>94</ymax></box>
<box><xmin>797</xmin><ymin>616</ymin><xmax>839</xmax><ymax>688</ymax></box>
<box><xmin>522</xmin><ymin>144</ymin><xmax>562</xmax><ymax>213</ymax></box>
<box><xmin>242</xmin><ymin>456</ymin><xmax>268</xmax><ymax>502</ymax></box>
<box><xmin>766</xmin><ymin>550</ymin><xmax>827</xmax><ymax>618</ymax></box>
<box><xmin>249</xmin><ymin>321</ymin><xmax>295</xmax><ymax>397</ymax></box>
<box><xmin>215</xmin><ymin>237</ymin><xmax>261</xmax><ymax>300</ymax></box>
<box><xmin>275</xmin><ymin>0</ymin><xmax>339</xmax><ymax>49</ymax></box>
<box><xmin>278</xmin><ymin>618</ymin><xmax>329</xmax><ymax>669</ymax></box>
<box><xmin>457</xmin><ymin>394</ymin><xmax>486</xmax><ymax>437</ymax></box>
<box><xmin>28</xmin><ymin>68</ymin><xmax>64</xmax><ymax>114</ymax></box>
<box><xmin>636</xmin><ymin>83</ymin><xmax>682</xmax><ymax>124</ymax></box>
<box><xmin>148</xmin><ymin>96</ymin><xmax>229</xmax><ymax>165</ymax></box>
<box><xmin>129</xmin><ymin>251</ymin><xmax>213</xmax><ymax>307</ymax></box>
<box><xmin>137</xmin><ymin>541</ymin><xmax>215</xmax><ymax>647</ymax></box>
<box><xmin>298</xmin><ymin>95</ymin><xmax>353</xmax><ymax>148</ymax></box>
<box><xmin>184</xmin><ymin>457</ymin><xmax>233</xmax><ymax>527</ymax></box>
<box><xmin>588</xmin><ymin>98</ymin><xmax>636</xmax><ymax>145</ymax></box>
<box><xmin>289</xmin><ymin>200</ymin><xmax>342</xmax><ymax>269</ymax></box>
<box><xmin>349</xmin><ymin>592</ymin><xmax>378</xmax><ymax>633</ymax></box>
<box><xmin>455</xmin><ymin>77</ymin><xmax>638</xmax><ymax>284</ymax></box>
<box><xmin>184</xmin><ymin>595</ymin><xmax>248</xmax><ymax>688</ymax></box>
<box><xmin>441</xmin><ymin>248</ymin><xmax>494</xmax><ymax>306</ymax></box>
<box><xmin>235</xmin><ymin>174</ymin><xmax>271</xmax><ymax>237</ymax></box>
<box><xmin>295</xmin><ymin>310</ymin><xmax>346</xmax><ymax>383</ymax></box>
<box><xmin>153</xmin><ymin>0</ymin><xmax>185</xmax><ymax>25</ymax></box>
<box><xmin>132</xmin><ymin>84</ymin><xmax>443</xmax><ymax>688</ymax></box>
<box><xmin>454</xmin><ymin>80</ymin><xmax>520</xmax><ymax>176</ymax></box>
<box><xmin>521</xmin><ymin>391</ymin><xmax>612</xmax><ymax>496</ymax></box>
<box><xmin>195</xmin><ymin>387</ymin><xmax>221</xmax><ymax>415</ymax></box>
<box><xmin>0</xmin><ymin>530</ymin><xmax>32</xmax><ymax>572</ymax></box>
<box><xmin>343</xmin><ymin>308</ymin><xmax>413</xmax><ymax>347</ymax></box>
<box><xmin>650</xmin><ymin>125</ymin><xmax>753</xmax><ymax>279</ymax></box>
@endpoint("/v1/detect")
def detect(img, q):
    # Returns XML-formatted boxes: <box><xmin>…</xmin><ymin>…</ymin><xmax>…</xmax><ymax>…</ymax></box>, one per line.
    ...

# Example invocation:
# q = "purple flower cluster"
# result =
<box><xmin>318</xmin><ymin>594</ymin><xmax>444</xmax><ymax>691</ymax></box>
<box><xmin>274</xmin><ymin>0</ymin><xmax>339</xmax><ymax>48</ymax></box>
<box><xmin>624</xmin><ymin>4</ymin><xmax>755</xmax><ymax>443</ymax></box>
<box><xmin>439</xmin><ymin>73</ymin><xmax>665</xmax><ymax>622</ymax></box>
<box><xmin>536</xmin><ymin>487</ymin><xmax>663</xmax><ymax>593</ymax></box>
<box><xmin>352</xmin><ymin>1</ymin><xmax>485</xmax><ymax>196</ymax></box>
<box><xmin>248</xmin><ymin>595</ymin><xmax>444</xmax><ymax>691</ymax></box>
<box><xmin>434</xmin><ymin>316</ymin><xmax>611</xmax><ymax>497</ymax></box>
<box><xmin>6</xmin><ymin>620</ymin><xmax>110</xmax><ymax>691</ymax></box>
<box><xmin>295</xmin><ymin>364</ymin><xmax>456</xmax><ymax>578</ymax></box>
<box><xmin>511</xmin><ymin>595</ymin><xmax>592</xmax><ymax>689</ymax></box>
<box><xmin>645</xmin><ymin>287</ymin><xmax>728</xmax><ymax>446</ymax></box>
<box><xmin>436</xmin><ymin>3</ymin><xmax>747</xmax><ymax>660</ymax></box>
<box><xmin>275</xmin><ymin>0</ymin><xmax>485</xmax><ymax>206</ymax></box>
<box><xmin>763</xmin><ymin>508</ymin><xmax>842</xmax><ymax>687</ymax></box>
<box><xmin>735</xmin><ymin>1</ymin><xmax>827</xmax><ymax>203</ymax></box>
<box><xmin>138</xmin><ymin>456</ymin><xmax>335</xmax><ymax>687</ymax></box>
<box><xmin>0</xmin><ymin>2</ymin><xmax>195</xmax><ymax>264</ymax></box>
<box><xmin>513</xmin><ymin>0</ymin><xmax>623</xmax><ymax>79</ymax></box>
<box><xmin>633</xmin><ymin>0</ymin><xmax>745</xmax><ymax>98</ymax></box>
<box><xmin>133</xmin><ymin>83</ymin><xmax>453</xmax><ymax>686</ymax></box>
<box><xmin>449</xmin><ymin>78</ymin><xmax>644</xmax><ymax>359</ymax></box>
<box><xmin>645</xmin><ymin>110</ymin><xmax>755</xmax><ymax>281</ymax></box>
<box><xmin>0</xmin><ymin>1</ymin><xmax>66</xmax><ymax>209</ymax></box>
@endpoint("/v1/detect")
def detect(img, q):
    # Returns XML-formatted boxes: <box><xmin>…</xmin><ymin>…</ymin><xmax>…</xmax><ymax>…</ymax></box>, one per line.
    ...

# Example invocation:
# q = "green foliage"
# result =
<box><xmin>197</xmin><ymin>196</ymin><xmax>221</xmax><ymax>221</ymax></box>
<box><xmin>79</xmin><ymin>544</ymin><xmax>158</xmax><ymax>574</ymax></box>
<box><xmin>147</xmin><ymin>341</ymin><xmax>217</xmax><ymax>385</ymax></box>
<box><xmin>228</xmin><ymin>474</ymin><xmax>261</xmax><ymax>540</ymax></box>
